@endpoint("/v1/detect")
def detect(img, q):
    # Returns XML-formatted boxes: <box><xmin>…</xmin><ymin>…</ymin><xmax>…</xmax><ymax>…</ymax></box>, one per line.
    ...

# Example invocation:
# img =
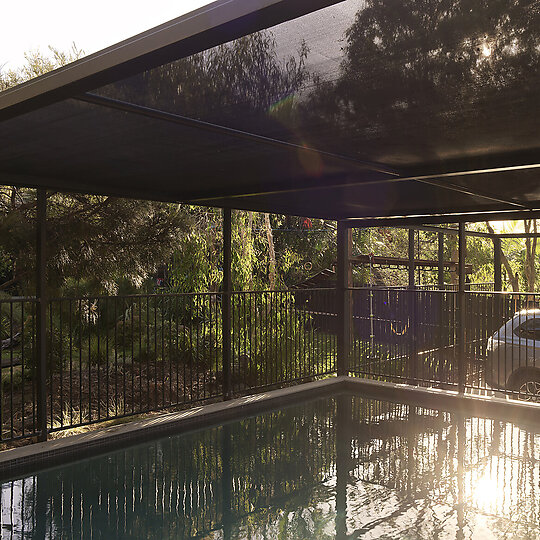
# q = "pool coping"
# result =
<box><xmin>343</xmin><ymin>377</ymin><xmax>540</xmax><ymax>427</ymax></box>
<box><xmin>2</xmin><ymin>375</ymin><xmax>540</xmax><ymax>480</ymax></box>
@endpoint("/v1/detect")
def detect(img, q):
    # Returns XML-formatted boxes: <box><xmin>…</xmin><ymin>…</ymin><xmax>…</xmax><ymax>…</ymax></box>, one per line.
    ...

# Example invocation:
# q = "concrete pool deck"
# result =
<box><xmin>1</xmin><ymin>375</ymin><xmax>539</xmax><ymax>480</ymax></box>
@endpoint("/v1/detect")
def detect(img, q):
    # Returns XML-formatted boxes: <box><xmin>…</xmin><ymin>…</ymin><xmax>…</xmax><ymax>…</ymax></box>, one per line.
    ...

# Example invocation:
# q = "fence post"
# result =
<box><xmin>408</xmin><ymin>229</ymin><xmax>418</xmax><ymax>383</ymax></box>
<box><xmin>36</xmin><ymin>189</ymin><xmax>48</xmax><ymax>442</ymax></box>
<box><xmin>337</xmin><ymin>222</ymin><xmax>352</xmax><ymax>377</ymax></box>
<box><xmin>458</xmin><ymin>222</ymin><xmax>466</xmax><ymax>393</ymax></box>
<box><xmin>222</xmin><ymin>208</ymin><xmax>232</xmax><ymax>400</ymax></box>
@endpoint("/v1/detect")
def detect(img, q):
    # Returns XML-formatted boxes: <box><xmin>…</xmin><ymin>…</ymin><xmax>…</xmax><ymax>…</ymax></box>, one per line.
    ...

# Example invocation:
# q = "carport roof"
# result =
<box><xmin>1</xmin><ymin>0</ymin><xmax>539</xmax><ymax>222</ymax></box>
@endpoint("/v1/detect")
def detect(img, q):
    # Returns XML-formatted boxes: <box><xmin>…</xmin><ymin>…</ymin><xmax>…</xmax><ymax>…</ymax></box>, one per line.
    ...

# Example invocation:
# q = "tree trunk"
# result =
<box><xmin>485</xmin><ymin>222</ymin><xmax>519</xmax><ymax>292</ymax></box>
<box><xmin>524</xmin><ymin>219</ymin><xmax>537</xmax><ymax>292</ymax></box>
<box><xmin>264</xmin><ymin>213</ymin><xmax>277</xmax><ymax>290</ymax></box>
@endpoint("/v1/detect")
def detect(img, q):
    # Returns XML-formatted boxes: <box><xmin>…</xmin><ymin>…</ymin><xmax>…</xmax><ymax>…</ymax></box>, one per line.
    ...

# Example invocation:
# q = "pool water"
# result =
<box><xmin>1</xmin><ymin>394</ymin><xmax>540</xmax><ymax>539</ymax></box>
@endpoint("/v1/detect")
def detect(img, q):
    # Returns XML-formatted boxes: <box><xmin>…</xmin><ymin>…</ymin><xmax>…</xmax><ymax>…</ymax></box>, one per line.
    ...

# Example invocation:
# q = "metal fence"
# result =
<box><xmin>1</xmin><ymin>289</ymin><xmax>336</xmax><ymax>444</ymax></box>
<box><xmin>3</xmin><ymin>285</ymin><xmax>540</xmax><ymax>445</ymax></box>
<box><xmin>0</xmin><ymin>298</ymin><xmax>39</xmax><ymax>442</ymax></box>
<box><xmin>349</xmin><ymin>287</ymin><xmax>540</xmax><ymax>399</ymax></box>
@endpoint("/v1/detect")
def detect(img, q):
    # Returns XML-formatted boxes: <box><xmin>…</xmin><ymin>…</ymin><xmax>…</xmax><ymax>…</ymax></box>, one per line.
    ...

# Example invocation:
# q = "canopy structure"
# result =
<box><xmin>1</xmin><ymin>0</ymin><xmax>540</xmax><ymax>221</ymax></box>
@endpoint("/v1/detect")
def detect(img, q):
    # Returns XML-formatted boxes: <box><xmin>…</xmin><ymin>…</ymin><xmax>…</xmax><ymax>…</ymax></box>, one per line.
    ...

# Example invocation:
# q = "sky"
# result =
<box><xmin>1</xmin><ymin>0</ymin><xmax>214</xmax><ymax>70</ymax></box>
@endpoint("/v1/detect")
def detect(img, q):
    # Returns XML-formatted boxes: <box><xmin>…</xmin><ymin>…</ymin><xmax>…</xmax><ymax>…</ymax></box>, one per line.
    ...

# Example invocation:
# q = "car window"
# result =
<box><xmin>515</xmin><ymin>318</ymin><xmax>540</xmax><ymax>340</ymax></box>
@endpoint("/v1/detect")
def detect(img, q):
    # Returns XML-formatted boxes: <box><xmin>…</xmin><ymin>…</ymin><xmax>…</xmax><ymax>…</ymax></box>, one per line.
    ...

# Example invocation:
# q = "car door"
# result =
<box><xmin>511</xmin><ymin>317</ymin><xmax>540</xmax><ymax>371</ymax></box>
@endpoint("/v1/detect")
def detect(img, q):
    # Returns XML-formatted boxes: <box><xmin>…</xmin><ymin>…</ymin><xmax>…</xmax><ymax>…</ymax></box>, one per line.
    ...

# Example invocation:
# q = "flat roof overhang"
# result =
<box><xmin>1</xmin><ymin>0</ymin><xmax>539</xmax><ymax>221</ymax></box>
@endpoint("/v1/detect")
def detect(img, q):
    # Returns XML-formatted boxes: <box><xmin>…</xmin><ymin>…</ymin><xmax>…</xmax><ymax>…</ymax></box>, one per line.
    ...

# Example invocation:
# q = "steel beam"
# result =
<box><xmin>344</xmin><ymin>209</ymin><xmax>540</xmax><ymax>227</ymax></box>
<box><xmin>76</xmin><ymin>93</ymin><xmax>398</xmax><ymax>177</ymax></box>
<box><xmin>495</xmin><ymin>232</ymin><xmax>540</xmax><ymax>238</ymax></box>
<box><xmin>402</xmin><ymin>224</ymin><xmax>493</xmax><ymax>238</ymax></box>
<box><xmin>413</xmin><ymin>177</ymin><xmax>530</xmax><ymax>209</ymax></box>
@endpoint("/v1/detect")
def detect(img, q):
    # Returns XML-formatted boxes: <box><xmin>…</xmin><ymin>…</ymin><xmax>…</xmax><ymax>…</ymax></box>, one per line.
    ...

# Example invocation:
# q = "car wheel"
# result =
<box><xmin>513</xmin><ymin>372</ymin><xmax>540</xmax><ymax>402</ymax></box>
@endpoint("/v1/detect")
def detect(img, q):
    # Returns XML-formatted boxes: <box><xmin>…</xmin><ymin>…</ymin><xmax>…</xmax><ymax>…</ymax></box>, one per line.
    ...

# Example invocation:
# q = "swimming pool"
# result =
<box><xmin>1</xmin><ymin>392</ymin><xmax>539</xmax><ymax>539</ymax></box>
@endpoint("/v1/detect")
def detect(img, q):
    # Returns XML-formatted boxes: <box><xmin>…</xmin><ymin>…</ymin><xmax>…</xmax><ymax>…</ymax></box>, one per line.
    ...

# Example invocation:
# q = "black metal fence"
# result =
<box><xmin>349</xmin><ymin>287</ymin><xmax>540</xmax><ymax>399</ymax></box>
<box><xmin>0</xmin><ymin>298</ymin><xmax>38</xmax><ymax>442</ymax></box>
<box><xmin>3</xmin><ymin>285</ymin><xmax>540</xmax><ymax>445</ymax></box>
<box><xmin>1</xmin><ymin>289</ymin><xmax>336</xmax><ymax>444</ymax></box>
<box><xmin>350</xmin><ymin>288</ymin><xmax>459</xmax><ymax>387</ymax></box>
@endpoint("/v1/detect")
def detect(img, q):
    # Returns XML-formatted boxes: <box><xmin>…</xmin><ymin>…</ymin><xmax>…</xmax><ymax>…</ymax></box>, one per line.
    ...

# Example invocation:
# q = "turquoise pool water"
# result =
<box><xmin>1</xmin><ymin>394</ymin><xmax>540</xmax><ymax>539</ymax></box>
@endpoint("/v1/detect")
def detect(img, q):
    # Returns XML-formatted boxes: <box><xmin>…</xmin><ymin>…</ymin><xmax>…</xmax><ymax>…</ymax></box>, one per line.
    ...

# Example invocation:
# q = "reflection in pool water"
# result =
<box><xmin>1</xmin><ymin>395</ymin><xmax>539</xmax><ymax>539</ymax></box>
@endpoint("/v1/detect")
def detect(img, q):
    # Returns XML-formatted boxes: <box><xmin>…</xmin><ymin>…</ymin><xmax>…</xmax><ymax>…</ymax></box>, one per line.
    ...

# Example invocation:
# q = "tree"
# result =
<box><xmin>1</xmin><ymin>34</ymin><xmax>335</xmax><ymax>295</ymax></box>
<box><xmin>134</xmin><ymin>31</ymin><xmax>318</xmax><ymax>292</ymax></box>
<box><xmin>0</xmin><ymin>48</ymin><xmax>189</xmax><ymax>295</ymax></box>
<box><xmin>0</xmin><ymin>187</ymin><xmax>187</xmax><ymax>295</ymax></box>
<box><xmin>302</xmin><ymin>0</ymin><xmax>539</xmax><ymax>164</ymax></box>
<box><xmin>523</xmin><ymin>219</ymin><xmax>538</xmax><ymax>292</ymax></box>
<box><xmin>0</xmin><ymin>44</ymin><xmax>83</xmax><ymax>90</ymax></box>
<box><xmin>485</xmin><ymin>220</ymin><xmax>539</xmax><ymax>292</ymax></box>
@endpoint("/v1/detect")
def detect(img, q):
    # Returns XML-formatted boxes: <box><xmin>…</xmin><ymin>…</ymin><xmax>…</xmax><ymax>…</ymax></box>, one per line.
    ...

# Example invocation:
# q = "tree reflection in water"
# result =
<box><xmin>1</xmin><ymin>394</ymin><xmax>539</xmax><ymax>539</ymax></box>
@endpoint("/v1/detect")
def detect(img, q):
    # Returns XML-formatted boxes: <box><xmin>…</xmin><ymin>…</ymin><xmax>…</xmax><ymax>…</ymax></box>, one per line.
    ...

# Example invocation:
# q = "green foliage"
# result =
<box><xmin>0</xmin><ymin>44</ymin><xmax>84</xmax><ymax>91</ymax></box>
<box><xmin>107</xmin><ymin>31</ymin><xmax>308</xmax><ymax>124</ymax></box>
<box><xmin>271</xmin><ymin>216</ymin><xmax>336</xmax><ymax>287</ymax></box>
<box><xmin>0</xmin><ymin>188</ymin><xmax>188</xmax><ymax>295</ymax></box>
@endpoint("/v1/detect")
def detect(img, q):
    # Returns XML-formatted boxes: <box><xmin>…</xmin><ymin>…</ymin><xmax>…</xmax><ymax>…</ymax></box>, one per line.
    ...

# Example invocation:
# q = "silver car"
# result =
<box><xmin>486</xmin><ymin>309</ymin><xmax>540</xmax><ymax>400</ymax></box>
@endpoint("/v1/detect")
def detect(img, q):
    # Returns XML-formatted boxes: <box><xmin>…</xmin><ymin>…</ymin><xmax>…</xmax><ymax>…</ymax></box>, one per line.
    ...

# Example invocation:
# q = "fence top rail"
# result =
<box><xmin>467</xmin><ymin>290</ymin><xmax>540</xmax><ymax>297</ymax></box>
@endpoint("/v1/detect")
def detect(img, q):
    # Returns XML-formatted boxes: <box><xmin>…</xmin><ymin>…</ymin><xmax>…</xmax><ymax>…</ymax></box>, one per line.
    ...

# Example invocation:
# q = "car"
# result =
<box><xmin>486</xmin><ymin>309</ymin><xmax>540</xmax><ymax>401</ymax></box>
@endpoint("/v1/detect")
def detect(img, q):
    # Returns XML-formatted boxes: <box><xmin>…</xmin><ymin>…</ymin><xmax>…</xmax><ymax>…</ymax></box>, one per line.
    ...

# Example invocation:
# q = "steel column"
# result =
<box><xmin>493</xmin><ymin>237</ymin><xmax>502</xmax><ymax>291</ymax></box>
<box><xmin>337</xmin><ymin>222</ymin><xmax>352</xmax><ymax>376</ymax></box>
<box><xmin>458</xmin><ymin>222</ymin><xmax>466</xmax><ymax>392</ymax></box>
<box><xmin>408</xmin><ymin>229</ymin><xmax>415</xmax><ymax>288</ymax></box>
<box><xmin>438</xmin><ymin>232</ymin><xmax>445</xmax><ymax>288</ymax></box>
<box><xmin>36</xmin><ymin>189</ymin><xmax>48</xmax><ymax>442</ymax></box>
<box><xmin>222</xmin><ymin>208</ymin><xmax>232</xmax><ymax>400</ymax></box>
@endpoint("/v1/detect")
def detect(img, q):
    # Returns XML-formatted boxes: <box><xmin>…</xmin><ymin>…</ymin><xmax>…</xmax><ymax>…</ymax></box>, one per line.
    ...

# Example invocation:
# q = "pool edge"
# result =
<box><xmin>344</xmin><ymin>377</ymin><xmax>540</xmax><ymax>426</ymax></box>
